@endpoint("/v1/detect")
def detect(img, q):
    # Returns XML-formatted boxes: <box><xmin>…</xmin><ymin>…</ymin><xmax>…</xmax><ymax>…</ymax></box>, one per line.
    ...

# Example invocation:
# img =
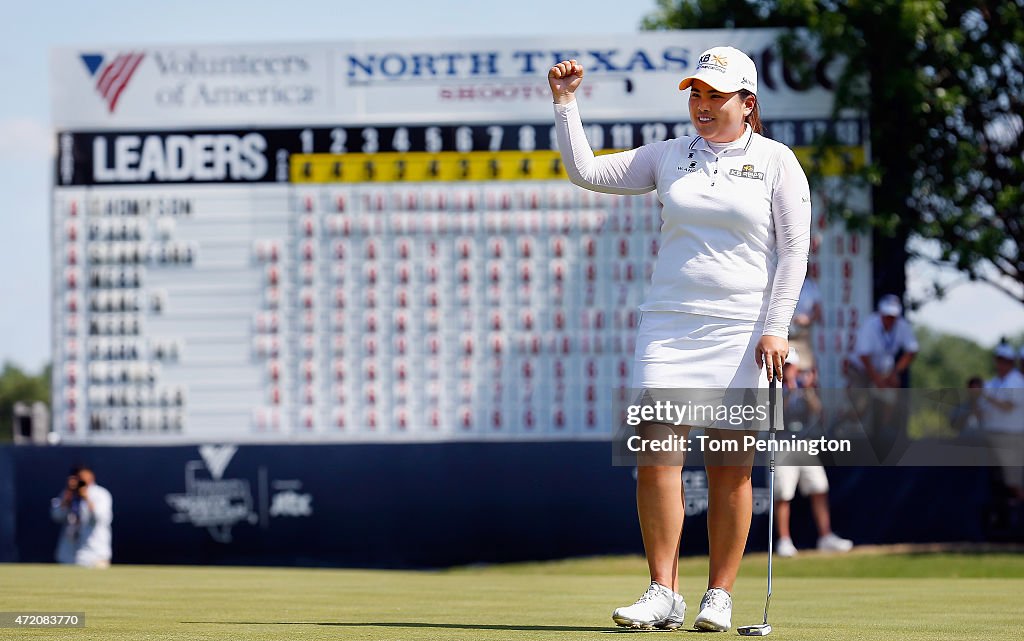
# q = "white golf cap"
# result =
<box><xmin>679</xmin><ymin>46</ymin><xmax>758</xmax><ymax>94</ymax></box>
<box><xmin>877</xmin><ymin>294</ymin><xmax>902</xmax><ymax>317</ymax></box>
<box><xmin>994</xmin><ymin>343</ymin><xmax>1017</xmax><ymax>360</ymax></box>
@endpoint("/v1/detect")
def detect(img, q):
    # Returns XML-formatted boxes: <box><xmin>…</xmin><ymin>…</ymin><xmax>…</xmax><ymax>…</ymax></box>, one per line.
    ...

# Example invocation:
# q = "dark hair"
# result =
<box><xmin>739</xmin><ymin>90</ymin><xmax>764</xmax><ymax>136</ymax></box>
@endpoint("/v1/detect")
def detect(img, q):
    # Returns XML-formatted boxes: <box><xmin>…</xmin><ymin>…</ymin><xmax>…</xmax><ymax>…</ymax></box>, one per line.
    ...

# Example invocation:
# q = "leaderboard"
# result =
<box><xmin>50</xmin><ymin>34</ymin><xmax>871</xmax><ymax>443</ymax></box>
<box><xmin>52</xmin><ymin>119</ymin><xmax>867</xmax><ymax>442</ymax></box>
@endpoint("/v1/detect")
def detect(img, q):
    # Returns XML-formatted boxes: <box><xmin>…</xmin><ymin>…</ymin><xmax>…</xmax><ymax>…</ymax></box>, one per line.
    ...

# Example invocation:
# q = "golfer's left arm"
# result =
<box><xmin>757</xmin><ymin>148</ymin><xmax>812</xmax><ymax>381</ymax></box>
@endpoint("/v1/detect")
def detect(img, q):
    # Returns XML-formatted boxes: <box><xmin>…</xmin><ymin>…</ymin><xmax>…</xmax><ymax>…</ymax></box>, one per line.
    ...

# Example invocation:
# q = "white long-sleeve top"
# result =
<box><xmin>553</xmin><ymin>100</ymin><xmax>811</xmax><ymax>337</ymax></box>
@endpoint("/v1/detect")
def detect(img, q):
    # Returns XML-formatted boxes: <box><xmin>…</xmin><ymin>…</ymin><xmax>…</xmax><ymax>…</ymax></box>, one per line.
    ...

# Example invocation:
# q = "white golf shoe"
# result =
<box><xmin>818</xmin><ymin>532</ymin><xmax>854</xmax><ymax>552</ymax></box>
<box><xmin>776</xmin><ymin>537</ymin><xmax>798</xmax><ymax>558</ymax></box>
<box><xmin>693</xmin><ymin>587</ymin><xmax>732</xmax><ymax>632</ymax></box>
<box><xmin>611</xmin><ymin>581</ymin><xmax>686</xmax><ymax>630</ymax></box>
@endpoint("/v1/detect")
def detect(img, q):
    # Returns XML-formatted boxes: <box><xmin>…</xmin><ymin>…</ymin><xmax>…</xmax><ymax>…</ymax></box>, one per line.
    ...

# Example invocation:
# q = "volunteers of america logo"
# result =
<box><xmin>79</xmin><ymin>52</ymin><xmax>145</xmax><ymax>113</ymax></box>
<box><xmin>165</xmin><ymin>444</ymin><xmax>313</xmax><ymax>543</ymax></box>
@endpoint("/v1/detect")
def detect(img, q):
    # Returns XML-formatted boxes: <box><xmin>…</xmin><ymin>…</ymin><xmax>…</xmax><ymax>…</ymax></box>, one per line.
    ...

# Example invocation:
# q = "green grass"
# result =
<box><xmin>481</xmin><ymin>551</ymin><xmax>1024</xmax><ymax>578</ymax></box>
<box><xmin>2</xmin><ymin>552</ymin><xmax>1023</xmax><ymax>640</ymax></box>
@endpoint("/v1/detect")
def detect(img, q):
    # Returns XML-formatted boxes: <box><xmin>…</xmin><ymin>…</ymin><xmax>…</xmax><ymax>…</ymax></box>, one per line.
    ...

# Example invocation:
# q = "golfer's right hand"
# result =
<box><xmin>549</xmin><ymin>59</ymin><xmax>584</xmax><ymax>105</ymax></box>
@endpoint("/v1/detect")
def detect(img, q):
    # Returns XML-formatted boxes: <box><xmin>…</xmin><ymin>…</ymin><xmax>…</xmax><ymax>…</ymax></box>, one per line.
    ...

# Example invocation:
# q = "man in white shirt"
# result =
<box><xmin>50</xmin><ymin>466</ymin><xmax>113</xmax><ymax>568</ymax></box>
<box><xmin>981</xmin><ymin>343</ymin><xmax>1024</xmax><ymax>432</ymax></box>
<box><xmin>849</xmin><ymin>295</ymin><xmax>918</xmax><ymax>390</ymax></box>
<box><xmin>775</xmin><ymin>348</ymin><xmax>854</xmax><ymax>557</ymax></box>
<box><xmin>846</xmin><ymin>295</ymin><xmax>918</xmax><ymax>459</ymax></box>
<box><xmin>980</xmin><ymin>344</ymin><xmax>1024</xmax><ymax>499</ymax></box>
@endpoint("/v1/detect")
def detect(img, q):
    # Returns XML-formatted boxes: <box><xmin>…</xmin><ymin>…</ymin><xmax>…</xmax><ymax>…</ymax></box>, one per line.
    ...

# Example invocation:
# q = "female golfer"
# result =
<box><xmin>549</xmin><ymin>46</ymin><xmax>810</xmax><ymax>631</ymax></box>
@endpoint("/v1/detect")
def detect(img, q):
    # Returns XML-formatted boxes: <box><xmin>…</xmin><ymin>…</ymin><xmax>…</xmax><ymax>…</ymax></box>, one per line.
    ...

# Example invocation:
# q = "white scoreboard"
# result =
<box><xmin>51</xmin><ymin>31</ymin><xmax>871</xmax><ymax>443</ymax></box>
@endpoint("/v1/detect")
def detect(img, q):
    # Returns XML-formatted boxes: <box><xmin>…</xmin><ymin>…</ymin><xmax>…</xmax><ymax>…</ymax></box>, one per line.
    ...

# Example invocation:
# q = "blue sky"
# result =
<box><xmin>1</xmin><ymin>0</ymin><xmax>1021</xmax><ymax>373</ymax></box>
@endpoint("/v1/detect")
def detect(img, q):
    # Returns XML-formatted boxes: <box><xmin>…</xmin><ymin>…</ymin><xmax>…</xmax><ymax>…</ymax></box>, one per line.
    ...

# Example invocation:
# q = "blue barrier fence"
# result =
<box><xmin>0</xmin><ymin>443</ymin><xmax>993</xmax><ymax>567</ymax></box>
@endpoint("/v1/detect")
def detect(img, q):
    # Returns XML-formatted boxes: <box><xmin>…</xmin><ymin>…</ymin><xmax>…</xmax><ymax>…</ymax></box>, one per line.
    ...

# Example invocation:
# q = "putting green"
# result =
<box><xmin>2</xmin><ymin>552</ymin><xmax>1022</xmax><ymax>640</ymax></box>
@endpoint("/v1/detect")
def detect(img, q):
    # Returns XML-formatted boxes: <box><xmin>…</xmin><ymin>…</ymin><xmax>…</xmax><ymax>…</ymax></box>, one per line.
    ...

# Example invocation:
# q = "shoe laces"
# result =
<box><xmin>637</xmin><ymin>583</ymin><xmax>663</xmax><ymax>604</ymax></box>
<box><xmin>703</xmin><ymin>588</ymin><xmax>730</xmax><ymax>611</ymax></box>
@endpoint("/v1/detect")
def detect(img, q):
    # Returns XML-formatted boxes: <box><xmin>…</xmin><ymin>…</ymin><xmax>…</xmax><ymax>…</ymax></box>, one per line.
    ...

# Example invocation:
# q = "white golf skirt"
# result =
<box><xmin>632</xmin><ymin>310</ymin><xmax>768</xmax><ymax>390</ymax></box>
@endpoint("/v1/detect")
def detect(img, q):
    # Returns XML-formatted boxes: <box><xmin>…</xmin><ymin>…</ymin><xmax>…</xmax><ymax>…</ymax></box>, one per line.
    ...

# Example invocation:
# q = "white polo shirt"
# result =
<box><xmin>982</xmin><ymin>369</ymin><xmax>1024</xmax><ymax>433</ymax></box>
<box><xmin>850</xmin><ymin>314</ymin><xmax>918</xmax><ymax>374</ymax></box>
<box><xmin>554</xmin><ymin>99</ymin><xmax>811</xmax><ymax>337</ymax></box>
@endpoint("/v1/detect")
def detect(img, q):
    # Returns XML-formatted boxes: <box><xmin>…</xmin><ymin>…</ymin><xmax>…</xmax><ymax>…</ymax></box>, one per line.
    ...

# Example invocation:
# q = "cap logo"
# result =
<box><xmin>696</xmin><ymin>52</ymin><xmax>729</xmax><ymax>74</ymax></box>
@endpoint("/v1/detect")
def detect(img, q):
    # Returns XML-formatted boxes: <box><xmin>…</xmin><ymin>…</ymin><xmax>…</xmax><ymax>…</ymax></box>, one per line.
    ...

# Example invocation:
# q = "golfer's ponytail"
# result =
<box><xmin>740</xmin><ymin>90</ymin><xmax>764</xmax><ymax>136</ymax></box>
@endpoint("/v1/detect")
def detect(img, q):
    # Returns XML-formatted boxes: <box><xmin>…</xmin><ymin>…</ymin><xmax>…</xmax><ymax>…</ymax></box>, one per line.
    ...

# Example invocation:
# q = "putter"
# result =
<box><xmin>737</xmin><ymin>373</ymin><xmax>778</xmax><ymax>637</ymax></box>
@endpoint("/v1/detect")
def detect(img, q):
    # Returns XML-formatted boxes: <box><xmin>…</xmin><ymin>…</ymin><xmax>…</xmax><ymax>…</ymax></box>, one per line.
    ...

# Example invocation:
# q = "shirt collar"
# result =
<box><xmin>689</xmin><ymin>123</ymin><xmax>754</xmax><ymax>155</ymax></box>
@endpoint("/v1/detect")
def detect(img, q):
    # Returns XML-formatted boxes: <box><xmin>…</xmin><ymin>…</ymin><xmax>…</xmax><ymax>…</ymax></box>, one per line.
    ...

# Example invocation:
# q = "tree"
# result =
<box><xmin>910</xmin><ymin>326</ymin><xmax>992</xmax><ymax>388</ymax></box>
<box><xmin>903</xmin><ymin>326</ymin><xmax>992</xmax><ymax>437</ymax></box>
<box><xmin>642</xmin><ymin>0</ymin><xmax>1024</xmax><ymax>305</ymax></box>
<box><xmin>0</xmin><ymin>362</ymin><xmax>51</xmax><ymax>441</ymax></box>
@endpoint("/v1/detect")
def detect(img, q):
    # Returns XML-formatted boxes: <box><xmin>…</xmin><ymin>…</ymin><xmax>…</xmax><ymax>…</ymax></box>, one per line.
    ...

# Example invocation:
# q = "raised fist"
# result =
<box><xmin>548</xmin><ymin>59</ymin><xmax>584</xmax><ymax>105</ymax></box>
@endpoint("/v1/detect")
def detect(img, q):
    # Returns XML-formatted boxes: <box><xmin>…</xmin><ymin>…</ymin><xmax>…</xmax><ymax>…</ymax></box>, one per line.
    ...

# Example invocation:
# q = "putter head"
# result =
<box><xmin>737</xmin><ymin>624</ymin><xmax>772</xmax><ymax>636</ymax></box>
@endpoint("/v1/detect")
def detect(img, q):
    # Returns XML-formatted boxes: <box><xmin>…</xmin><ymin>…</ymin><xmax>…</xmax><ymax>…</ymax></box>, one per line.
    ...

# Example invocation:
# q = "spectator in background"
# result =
<box><xmin>50</xmin><ymin>466</ymin><xmax>112</xmax><ymax>568</ymax></box>
<box><xmin>849</xmin><ymin>295</ymin><xmax>918</xmax><ymax>391</ymax></box>
<box><xmin>789</xmin><ymin>268</ymin><xmax>822</xmax><ymax>373</ymax></box>
<box><xmin>780</xmin><ymin>347</ymin><xmax>822</xmax><ymax>429</ymax></box>
<box><xmin>846</xmin><ymin>294</ymin><xmax>918</xmax><ymax>458</ymax></box>
<box><xmin>949</xmin><ymin>376</ymin><xmax>986</xmax><ymax>433</ymax></box>
<box><xmin>775</xmin><ymin>349</ymin><xmax>854</xmax><ymax>557</ymax></box>
<box><xmin>980</xmin><ymin>344</ymin><xmax>1024</xmax><ymax>502</ymax></box>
